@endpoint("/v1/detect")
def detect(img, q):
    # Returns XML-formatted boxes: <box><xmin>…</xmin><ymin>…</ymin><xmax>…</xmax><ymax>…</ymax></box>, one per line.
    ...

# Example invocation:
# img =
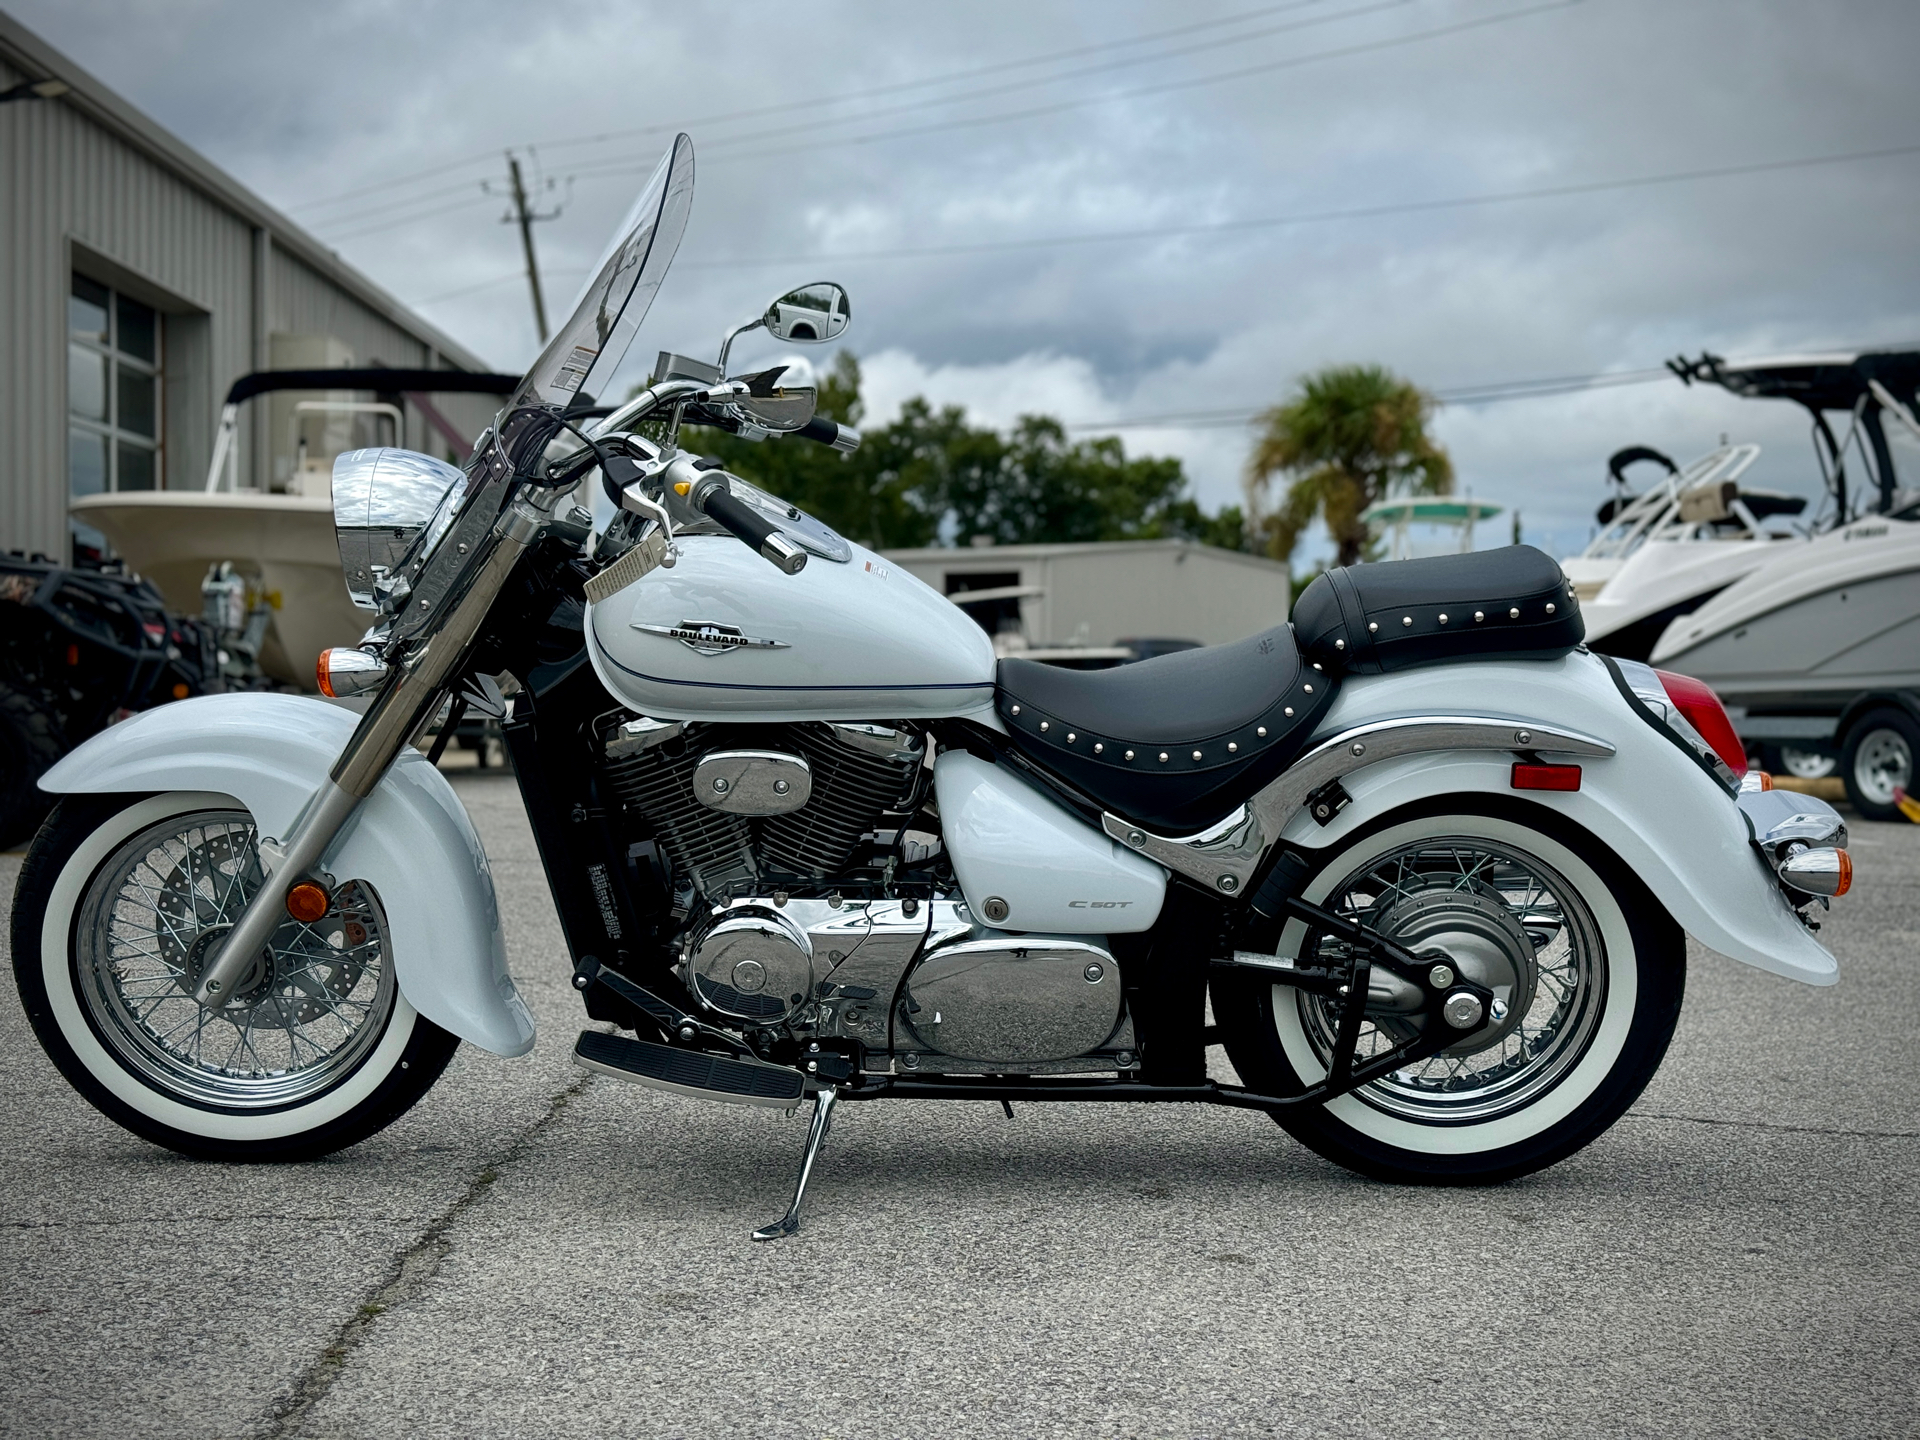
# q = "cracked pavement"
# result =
<box><xmin>2</xmin><ymin>770</ymin><xmax>1915</xmax><ymax>1439</ymax></box>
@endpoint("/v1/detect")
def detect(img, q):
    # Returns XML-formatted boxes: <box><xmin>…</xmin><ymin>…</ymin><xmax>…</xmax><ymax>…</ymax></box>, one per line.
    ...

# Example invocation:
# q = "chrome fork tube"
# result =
<box><xmin>188</xmin><ymin>514</ymin><xmax>538</xmax><ymax>1006</ymax></box>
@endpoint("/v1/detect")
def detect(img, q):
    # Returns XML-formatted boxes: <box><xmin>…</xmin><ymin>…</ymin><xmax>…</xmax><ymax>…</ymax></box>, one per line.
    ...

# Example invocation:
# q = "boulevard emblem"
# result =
<box><xmin>635</xmin><ymin>619</ymin><xmax>791</xmax><ymax>657</ymax></box>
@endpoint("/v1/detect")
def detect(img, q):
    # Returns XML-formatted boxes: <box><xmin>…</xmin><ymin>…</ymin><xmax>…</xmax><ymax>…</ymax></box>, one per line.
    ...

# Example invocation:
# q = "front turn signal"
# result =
<box><xmin>317</xmin><ymin>647</ymin><xmax>389</xmax><ymax>698</ymax></box>
<box><xmin>285</xmin><ymin>880</ymin><xmax>331</xmax><ymax>923</ymax></box>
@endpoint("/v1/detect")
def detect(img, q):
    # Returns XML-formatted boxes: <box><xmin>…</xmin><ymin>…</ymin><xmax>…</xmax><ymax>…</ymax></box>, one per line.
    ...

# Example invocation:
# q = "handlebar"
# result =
<box><xmin>796</xmin><ymin>415</ymin><xmax>861</xmax><ymax>453</ymax></box>
<box><xmin>689</xmin><ymin>471</ymin><xmax>808</xmax><ymax>574</ymax></box>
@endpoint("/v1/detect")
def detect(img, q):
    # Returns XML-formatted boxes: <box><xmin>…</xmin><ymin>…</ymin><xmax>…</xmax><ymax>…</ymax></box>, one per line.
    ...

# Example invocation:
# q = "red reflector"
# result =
<box><xmin>1654</xmin><ymin>668</ymin><xmax>1748</xmax><ymax>777</ymax></box>
<box><xmin>1512</xmin><ymin>762</ymin><xmax>1581</xmax><ymax>791</ymax></box>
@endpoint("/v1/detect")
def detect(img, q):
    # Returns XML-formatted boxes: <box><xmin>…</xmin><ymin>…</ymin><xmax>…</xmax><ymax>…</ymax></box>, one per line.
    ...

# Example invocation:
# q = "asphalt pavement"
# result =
<box><xmin>3</xmin><ymin>768</ymin><xmax>1915</xmax><ymax>1440</ymax></box>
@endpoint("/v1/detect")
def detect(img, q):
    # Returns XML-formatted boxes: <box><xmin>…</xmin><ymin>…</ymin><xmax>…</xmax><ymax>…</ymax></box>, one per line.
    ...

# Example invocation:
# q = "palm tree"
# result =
<box><xmin>1245</xmin><ymin>364</ymin><xmax>1454</xmax><ymax>569</ymax></box>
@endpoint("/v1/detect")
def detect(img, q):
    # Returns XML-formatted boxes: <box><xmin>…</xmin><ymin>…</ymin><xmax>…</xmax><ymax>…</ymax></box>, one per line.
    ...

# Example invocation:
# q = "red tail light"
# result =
<box><xmin>1654</xmin><ymin>669</ymin><xmax>1747</xmax><ymax>777</ymax></box>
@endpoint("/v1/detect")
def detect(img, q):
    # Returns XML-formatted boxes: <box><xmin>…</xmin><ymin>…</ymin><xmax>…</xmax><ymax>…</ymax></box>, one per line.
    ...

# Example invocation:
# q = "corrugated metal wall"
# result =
<box><xmin>0</xmin><ymin>52</ymin><xmax>494</xmax><ymax>555</ymax></box>
<box><xmin>271</xmin><ymin>247</ymin><xmax>426</xmax><ymax>372</ymax></box>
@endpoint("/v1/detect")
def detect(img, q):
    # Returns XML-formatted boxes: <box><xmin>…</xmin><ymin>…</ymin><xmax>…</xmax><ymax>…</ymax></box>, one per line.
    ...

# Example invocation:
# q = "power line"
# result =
<box><xmin>1062</xmin><ymin>368</ymin><xmax>1675</xmax><ymax>431</ymax></box>
<box><xmin>321</xmin><ymin>190</ymin><xmax>498</xmax><ymax>243</ymax></box>
<box><xmin>409</xmin><ymin>265</ymin><xmax>589</xmax><ymax>308</ymax></box>
<box><xmin>309</xmin><ymin>0</ymin><xmax>1575</xmax><ymax>249</ymax></box>
<box><xmin>684</xmin><ymin>0</ymin><xmax>1415</xmax><ymax>156</ymax></box>
<box><xmin>676</xmin><ymin>140</ymin><xmax>1920</xmax><ymax>269</ymax></box>
<box><xmin>680</xmin><ymin>0</ymin><xmax>1579</xmax><ymax>168</ymax></box>
<box><xmin>287</xmin><ymin>0</ymin><xmax>1345</xmax><ymax>216</ymax></box>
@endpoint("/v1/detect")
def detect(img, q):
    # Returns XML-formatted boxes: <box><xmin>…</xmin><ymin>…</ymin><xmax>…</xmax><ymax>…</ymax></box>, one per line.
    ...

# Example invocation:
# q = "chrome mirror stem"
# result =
<box><xmin>716</xmin><ymin>316</ymin><xmax>765</xmax><ymax>377</ymax></box>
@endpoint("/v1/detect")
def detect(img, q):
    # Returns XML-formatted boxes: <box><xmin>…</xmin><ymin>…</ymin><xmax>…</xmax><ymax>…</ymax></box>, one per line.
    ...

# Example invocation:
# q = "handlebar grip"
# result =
<box><xmin>697</xmin><ymin>483</ymin><xmax>809</xmax><ymax>574</ymax></box>
<box><xmin>796</xmin><ymin>415</ymin><xmax>862</xmax><ymax>454</ymax></box>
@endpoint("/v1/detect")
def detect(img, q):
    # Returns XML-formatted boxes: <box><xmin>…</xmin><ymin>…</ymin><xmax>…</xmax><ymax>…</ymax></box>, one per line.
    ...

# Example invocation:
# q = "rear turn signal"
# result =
<box><xmin>1779</xmin><ymin>846</ymin><xmax>1851</xmax><ymax>898</ymax></box>
<box><xmin>1654</xmin><ymin>668</ymin><xmax>1747</xmax><ymax>777</ymax></box>
<box><xmin>1512</xmin><ymin>763</ymin><xmax>1581</xmax><ymax>791</ymax></box>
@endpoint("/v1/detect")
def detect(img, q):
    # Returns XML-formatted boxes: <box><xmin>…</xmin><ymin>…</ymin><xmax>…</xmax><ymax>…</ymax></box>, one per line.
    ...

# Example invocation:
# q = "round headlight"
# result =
<box><xmin>331</xmin><ymin>448</ymin><xmax>468</xmax><ymax>610</ymax></box>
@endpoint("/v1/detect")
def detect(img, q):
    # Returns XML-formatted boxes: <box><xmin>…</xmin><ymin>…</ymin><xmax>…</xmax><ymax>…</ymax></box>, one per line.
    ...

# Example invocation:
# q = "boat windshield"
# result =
<box><xmin>512</xmin><ymin>134</ymin><xmax>694</xmax><ymax>411</ymax></box>
<box><xmin>1580</xmin><ymin>443</ymin><xmax>1763</xmax><ymax>560</ymax></box>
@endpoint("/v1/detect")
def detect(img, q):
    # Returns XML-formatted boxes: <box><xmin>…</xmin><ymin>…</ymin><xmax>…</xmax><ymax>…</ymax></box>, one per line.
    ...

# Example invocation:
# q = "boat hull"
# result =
<box><xmin>1651</xmin><ymin>519</ymin><xmax>1920</xmax><ymax>706</ymax></box>
<box><xmin>69</xmin><ymin>491</ymin><xmax>364</xmax><ymax>689</ymax></box>
<box><xmin>1581</xmin><ymin>535</ymin><xmax>1800</xmax><ymax>660</ymax></box>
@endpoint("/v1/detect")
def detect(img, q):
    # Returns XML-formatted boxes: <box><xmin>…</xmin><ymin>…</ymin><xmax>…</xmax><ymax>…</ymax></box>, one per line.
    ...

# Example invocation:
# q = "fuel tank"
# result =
<box><xmin>584</xmin><ymin>533</ymin><xmax>997</xmax><ymax>722</ymax></box>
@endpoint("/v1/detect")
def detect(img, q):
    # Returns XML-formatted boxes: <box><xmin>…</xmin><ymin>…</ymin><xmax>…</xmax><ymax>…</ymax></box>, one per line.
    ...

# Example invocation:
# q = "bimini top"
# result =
<box><xmin>1361</xmin><ymin>498</ymin><xmax>1505</xmax><ymax>526</ymax></box>
<box><xmin>1668</xmin><ymin>349</ymin><xmax>1920</xmax><ymax>413</ymax></box>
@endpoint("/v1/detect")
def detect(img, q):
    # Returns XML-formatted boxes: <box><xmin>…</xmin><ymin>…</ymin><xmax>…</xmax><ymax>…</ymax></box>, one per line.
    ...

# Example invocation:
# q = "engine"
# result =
<box><xmin>600</xmin><ymin>716</ymin><xmax>926</xmax><ymax>897</ymax></box>
<box><xmin>597</xmin><ymin>715</ymin><xmax>1136</xmax><ymax>1074</ymax></box>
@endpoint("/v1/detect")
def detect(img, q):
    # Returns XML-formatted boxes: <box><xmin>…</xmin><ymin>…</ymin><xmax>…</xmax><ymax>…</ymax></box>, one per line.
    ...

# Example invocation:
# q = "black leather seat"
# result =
<box><xmin>996</xmin><ymin>625</ymin><xmax>1339</xmax><ymax>833</ymax></box>
<box><xmin>1292</xmin><ymin>545</ymin><xmax>1583</xmax><ymax>674</ymax></box>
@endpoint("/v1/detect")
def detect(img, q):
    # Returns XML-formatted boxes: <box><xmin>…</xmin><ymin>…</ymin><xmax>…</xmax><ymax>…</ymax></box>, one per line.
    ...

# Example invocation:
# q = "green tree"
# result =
<box><xmin>1245</xmin><ymin>364</ymin><xmax>1453</xmax><ymax>569</ymax></box>
<box><xmin>691</xmin><ymin>352</ymin><xmax>1247</xmax><ymax>551</ymax></box>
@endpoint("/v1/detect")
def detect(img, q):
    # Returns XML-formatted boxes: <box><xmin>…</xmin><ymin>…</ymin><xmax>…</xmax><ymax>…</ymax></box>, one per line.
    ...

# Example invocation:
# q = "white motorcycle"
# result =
<box><xmin>12</xmin><ymin>136</ymin><xmax>1852</xmax><ymax>1240</ymax></box>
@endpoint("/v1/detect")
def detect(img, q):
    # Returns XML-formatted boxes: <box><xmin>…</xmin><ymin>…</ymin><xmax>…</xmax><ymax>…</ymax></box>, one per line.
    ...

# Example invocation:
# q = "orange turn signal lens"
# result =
<box><xmin>1833</xmin><ymin>849</ymin><xmax>1853</xmax><ymax>898</ymax></box>
<box><xmin>1755</xmin><ymin>771</ymin><xmax>1774</xmax><ymax>790</ymax></box>
<box><xmin>286</xmin><ymin>881</ymin><xmax>331</xmax><ymax>923</ymax></box>
<box><xmin>316</xmin><ymin>651</ymin><xmax>336</xmax><ymax>697</ymax></box>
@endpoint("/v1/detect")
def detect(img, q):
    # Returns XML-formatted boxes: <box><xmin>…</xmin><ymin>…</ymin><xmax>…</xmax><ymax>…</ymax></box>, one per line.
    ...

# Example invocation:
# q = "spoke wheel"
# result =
<box><xmin>75</xmin><ymin>809</ymin><xmax>395</xmax><ymax>1110</ymax></box>
<box><xmin>1214</xmin><ymin>801</ymin><xmax>1684</xmax><ymax>1184</ymax></box>
<box><xmin>1295</xmin><ymin>838</ymin><xmax>1607</xmax><ymax>1126</ymax></box>
<box><xmin>14</xmin><ymin>792</ymin><xmax>459</xmax><ymax>1160</ymax></box>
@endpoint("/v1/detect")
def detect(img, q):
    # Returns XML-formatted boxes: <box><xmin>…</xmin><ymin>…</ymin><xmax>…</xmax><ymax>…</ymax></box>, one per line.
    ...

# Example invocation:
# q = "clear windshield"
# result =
<box><xmin>512</xmin><ymin>133</ymin><xmax>694</xmax><ymax>410</ymax></box>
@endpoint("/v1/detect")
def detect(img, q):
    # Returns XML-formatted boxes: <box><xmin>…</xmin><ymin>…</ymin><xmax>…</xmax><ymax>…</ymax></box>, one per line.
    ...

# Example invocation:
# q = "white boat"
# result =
<box><xmin>1648</xmin><ymin>513</ymin><xmax>1920</xmax><ymax>810</ymax></box>
<box><xmin>68</xmin><ymin>367</ymin><xmax>515</xmax><ymax>687</ymax></box>
<box><xmin>1651</xmin><ymin>515</ymin><xmax>1920</xmax><ymax>703</ymax></box>
<box><xmin>1361</xmin><ymin>496</ymin><xmax>1504</xmax><ymax>561</ymax></box>
<box><xmin>69</xmin><ymin>488</ymin><xmax>357</xmax><ymax>683</ymax></box>
<box><xmin>1571</xmin><ymin>349</ymin><xmax>1920</xmax><ymax>660</ymax></box>
<box><xmin>1565</xmin><ymin>443</ymin><xmax>1815</xmax><ymax>657</ymax></box>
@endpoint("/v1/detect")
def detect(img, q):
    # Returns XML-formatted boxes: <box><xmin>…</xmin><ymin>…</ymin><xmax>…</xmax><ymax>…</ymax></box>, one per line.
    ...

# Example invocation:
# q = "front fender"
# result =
<box><xmin>38</xmin><ymin>693</ymin><xmax>537</xmax><ymax>1055</ymax></box>
<box><xmin>1284</xmin><ymin>653</ymin><xmax>1838</xmax><ymax>986</ymax></box>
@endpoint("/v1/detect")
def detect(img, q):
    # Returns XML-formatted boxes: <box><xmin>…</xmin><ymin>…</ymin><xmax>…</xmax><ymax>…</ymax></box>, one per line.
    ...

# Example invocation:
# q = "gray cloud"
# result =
<box><xmin>18</xmin><ymin>0</ymin><xmax>1919</xmax><ymax>562</ymax></box>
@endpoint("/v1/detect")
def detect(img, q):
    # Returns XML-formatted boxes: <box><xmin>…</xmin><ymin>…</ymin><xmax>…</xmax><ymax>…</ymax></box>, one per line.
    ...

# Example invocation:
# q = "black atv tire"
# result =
<box><xmin>0</xmin><ymin>682</ymin><xmax>67</xmax><ymax>850</ymax></box>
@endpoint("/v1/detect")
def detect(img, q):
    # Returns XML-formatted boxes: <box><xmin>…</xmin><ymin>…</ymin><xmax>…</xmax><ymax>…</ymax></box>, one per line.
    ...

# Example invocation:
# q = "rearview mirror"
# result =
<box><xmin>716</xmin><ymin>282</ymin><xmax>852</xmax><ymax>375</ymax></box>
<box><xmin>763</xmin><ymin>282</ymin><xmax>850</xmax><ymax>343</ymax></box>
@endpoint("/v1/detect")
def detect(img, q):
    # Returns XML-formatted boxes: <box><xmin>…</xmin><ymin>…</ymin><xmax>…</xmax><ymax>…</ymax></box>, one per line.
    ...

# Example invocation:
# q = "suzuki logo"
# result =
<box><xmin>633</xmin><ymin>619</ymin><xmax>791</xmax><ymax>657</ymax></box>
<box><xmin>1068</xmin><ymin>900</ymin><xmax>1133</xmax><ymax>908</ymax></box>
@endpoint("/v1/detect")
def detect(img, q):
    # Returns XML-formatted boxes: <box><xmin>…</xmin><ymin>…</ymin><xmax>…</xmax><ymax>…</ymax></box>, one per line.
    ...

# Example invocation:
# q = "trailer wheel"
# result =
<box><xmin>1840</xmin><ymin>708</ymin><xmax>1918</xmax><ymax>822</ymax></box>
<box><xmin>0</xmin><ymin>682</ymin><xmax>67</xmax><ymax>849</ymax></box>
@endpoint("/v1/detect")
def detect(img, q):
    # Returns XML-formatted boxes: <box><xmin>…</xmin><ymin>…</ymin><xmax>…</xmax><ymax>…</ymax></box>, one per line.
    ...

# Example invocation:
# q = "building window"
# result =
<box><xmin>69</xmin><ymin>275</ymin><xmax>162</xmax><ymax>507</ymax></box>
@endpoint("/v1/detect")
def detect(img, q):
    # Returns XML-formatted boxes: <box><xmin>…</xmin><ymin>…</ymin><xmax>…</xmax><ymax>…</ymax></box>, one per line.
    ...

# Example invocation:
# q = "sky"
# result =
<box><xmin>15</xmin><ymin>0</ymin><xmax>1920</xmax><ymax>565</ymax></box>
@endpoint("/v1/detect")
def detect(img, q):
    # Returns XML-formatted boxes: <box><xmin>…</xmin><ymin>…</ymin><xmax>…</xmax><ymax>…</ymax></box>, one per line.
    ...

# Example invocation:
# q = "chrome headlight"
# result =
<box><xmin>332</xmin><ymin>447</ymin><xmax>468</xmax><ymax>610</ymax></box>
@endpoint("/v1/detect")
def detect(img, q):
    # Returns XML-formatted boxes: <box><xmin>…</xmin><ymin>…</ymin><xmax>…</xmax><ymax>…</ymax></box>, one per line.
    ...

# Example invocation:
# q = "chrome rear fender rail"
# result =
<box><xmin>1103</xmin><ymin>714</ymin><xmax>1615</xmax><ymax>893</ymax></box>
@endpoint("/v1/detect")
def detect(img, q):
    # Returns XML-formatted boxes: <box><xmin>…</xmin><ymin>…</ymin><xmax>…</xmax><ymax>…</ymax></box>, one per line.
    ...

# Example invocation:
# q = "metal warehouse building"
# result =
<box><xmin>883</xmin><ymin>540</ymin><xmax>1293</xmax><ymax>658</ymax></box>
<box><xmin>0</xmin><ymin>13</ymin><xmax>494</xmax><ymax>561</ymax></box>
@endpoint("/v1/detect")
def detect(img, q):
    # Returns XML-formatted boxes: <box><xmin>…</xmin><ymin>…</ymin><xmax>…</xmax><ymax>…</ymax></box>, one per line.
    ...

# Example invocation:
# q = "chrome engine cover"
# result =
<box><xmin>692</xmin><ymin>749</ymin><xmax>811</xmax><ymax>816</ymax></box>
<box><xmin>902</xmin><ymin>934</ymin><xmax>1121</xmax><ymax>1064</ymax></box>
<box><xmin>689</xmin><ymin>908</ymin><xmax>815</xmax><ymax>1021</ymax></box>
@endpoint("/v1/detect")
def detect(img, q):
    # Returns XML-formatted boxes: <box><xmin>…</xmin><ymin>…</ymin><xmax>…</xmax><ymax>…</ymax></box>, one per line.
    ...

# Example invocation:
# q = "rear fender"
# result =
<box><xmin>37</xmin><ymin>692</ymin><xmax>536</xmax><ymax>1055</ymax></box>
<box><xmin>1281</xmin><ymin>653</ymin><xmax>1837</xmax><ymax>986</ymax></box>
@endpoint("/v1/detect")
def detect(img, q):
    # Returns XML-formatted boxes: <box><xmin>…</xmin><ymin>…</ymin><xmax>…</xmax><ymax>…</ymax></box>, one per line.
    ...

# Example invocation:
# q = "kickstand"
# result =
<box><xmin>751</xmin><ymin>1085</ymin><xmax>839</xmax><ymax>1242</ymax></box>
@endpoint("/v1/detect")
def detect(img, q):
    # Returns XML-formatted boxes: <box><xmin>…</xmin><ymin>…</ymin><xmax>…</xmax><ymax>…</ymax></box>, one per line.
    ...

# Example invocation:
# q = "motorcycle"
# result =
<box><xmin>11</xmin><ymin>135</ymin><xmax>1853</xmax><ymax>1240</ymax></box>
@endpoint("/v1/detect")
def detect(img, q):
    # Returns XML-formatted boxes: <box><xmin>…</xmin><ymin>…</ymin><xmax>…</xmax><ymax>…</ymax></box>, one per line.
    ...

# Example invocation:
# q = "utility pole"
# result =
<box><xmin>505</xmin><ymin>152</ymin><xmax>550</xmax><ymax>342</ymax></box>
